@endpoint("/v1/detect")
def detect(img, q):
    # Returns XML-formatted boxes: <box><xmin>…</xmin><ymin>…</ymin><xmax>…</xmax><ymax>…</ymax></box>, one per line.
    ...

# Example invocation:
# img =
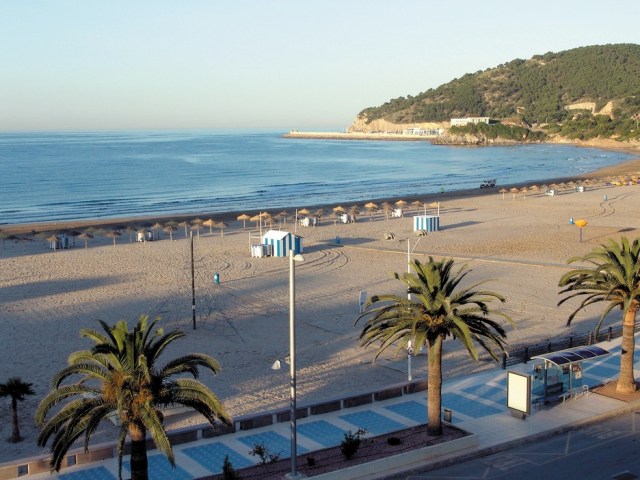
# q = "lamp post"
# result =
<box><xmin>288</xmin><ymin>250</ymin><xmax>305</xmax><ymax>480</ymax></box>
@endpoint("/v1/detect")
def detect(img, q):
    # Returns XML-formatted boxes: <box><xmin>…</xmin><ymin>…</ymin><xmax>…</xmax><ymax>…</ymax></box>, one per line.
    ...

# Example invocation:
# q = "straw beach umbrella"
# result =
<box><xmin>237</xmin><ymin>213</ymin><xmax>251</xmax><ymax>229</ymax></box>
<box><xmin>411</xmin><ymin>200</ymin><xmax>423</xmax><ymax>212</ymax></box>
<box><xmin>164</xmin><ymin>225</ymin><xmax>177</xmax><ymax>241</ymax></box>
<box><xmin>364</xmin><ymin>202</ymin><xmax>378</xmax><ymax>221</ymax></box>
<box><xmin>152</xmin><ymin>222</ymin><xmax>164</xmax><ymax>240</ymax></box>
<box><xmin>216</xmin><ymin>221</ymin><xmax>228</xmax><ymax>237</ymax></box>
<box><xmin>78</xmin><ymin>232</ymin><xmax>93</xmax><ymax>249</ymax></box>
<box><xmin>332</xmin><ymin>205</ymin><xmax>346</xmax><ymax>214</ymax></box>
<box><xmin>203</xmin><ymin>219</ymin><xmax>216</xmax><ymax>234</ymax></box>
<box><xmin>178</xmin><ymin>220</ymin><xmax>189</xmax><ymax>238</ymax></box>
<box><xmin>499</xmin><ymin>188</ymin><xmax>508</xmax><ymax>200</ymax></box>
<box><xmin>279</xmin><ymin>210</ymin><xmax>290</xmax><ymax>225</ymax></box>
<box><xmin>105</xmin><ymin>230</ymin><xmax>121</xmax><ymax>246</ymax></box>
<box><xmin>520</xmin><ymin>186</ymin><xmax>529</xmax><ymax>199</ymax></box>
<box><xmin>46</xmin><ymin>234</ymin><xmax>59</xmax><ymax>250</ymax></box>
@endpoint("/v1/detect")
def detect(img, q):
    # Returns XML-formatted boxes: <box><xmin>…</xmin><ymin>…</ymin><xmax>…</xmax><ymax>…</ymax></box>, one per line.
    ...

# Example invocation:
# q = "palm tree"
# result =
<box><xmin>0</xmin><ymin>377</ymin><xmax>35</xmax><ymax>443</ymax></box>
<box><xmin>558</xmin><ymin>237</ymin><xmax>640</xmax><ymax>393</ymax></box>
<box><xmin>35</xmin><ymin>315</ymin><xmax>231</xmax><ymax>480</ymax></box>
<box><xmin>356</xmin><ymin>258</ymin><xmax>511</xmax><ymax>436</ymax></box>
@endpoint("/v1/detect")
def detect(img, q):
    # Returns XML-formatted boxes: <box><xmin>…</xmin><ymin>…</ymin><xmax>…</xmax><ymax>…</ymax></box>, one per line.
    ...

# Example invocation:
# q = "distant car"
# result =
<box><xmin>480</xmin><ymin>179</ymin><xmax>496</xmax><ymax>189</ymax></box>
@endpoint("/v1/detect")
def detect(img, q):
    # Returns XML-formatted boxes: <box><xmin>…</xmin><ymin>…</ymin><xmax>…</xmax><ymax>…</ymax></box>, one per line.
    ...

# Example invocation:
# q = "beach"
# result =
<box><xmin>1</xmin><ymin>155</ymin><xmax>640</xmax><ymax>463</ymax></box>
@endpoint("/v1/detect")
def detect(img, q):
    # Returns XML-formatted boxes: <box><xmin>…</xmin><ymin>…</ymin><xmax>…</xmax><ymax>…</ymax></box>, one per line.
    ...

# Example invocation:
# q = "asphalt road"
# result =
<box><xmin>387</xmin><ymin>411</ymin><xmax>640</xmax><ymax>480</ymax></box>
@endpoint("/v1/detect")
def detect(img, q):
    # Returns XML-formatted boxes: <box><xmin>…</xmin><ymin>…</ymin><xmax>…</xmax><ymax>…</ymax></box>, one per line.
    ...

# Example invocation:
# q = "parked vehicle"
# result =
<box><xmin>480</xmin><ymin>179</ymin><xmax>496</xmax><ymax>188</ymax></box>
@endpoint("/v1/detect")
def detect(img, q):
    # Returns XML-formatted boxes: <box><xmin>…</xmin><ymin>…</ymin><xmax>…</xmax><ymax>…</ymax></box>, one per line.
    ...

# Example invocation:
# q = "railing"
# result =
<box><xmin>502</xmin><ymin>323</ymin><xmax>640</xmax><ymax>369</ymax></box>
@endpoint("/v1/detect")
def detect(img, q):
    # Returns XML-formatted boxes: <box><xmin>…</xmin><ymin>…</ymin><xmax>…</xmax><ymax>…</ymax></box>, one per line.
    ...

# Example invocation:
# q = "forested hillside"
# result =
<box><xmin>357</xmin><ymin>44</ymin><xmax>640</xmax><ymax>141</ymax></box>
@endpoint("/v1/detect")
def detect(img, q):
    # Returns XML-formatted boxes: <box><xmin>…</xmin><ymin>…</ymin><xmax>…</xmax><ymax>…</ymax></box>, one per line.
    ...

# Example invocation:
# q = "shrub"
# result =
<box><xmin>249</xmin><ymin>442</ymin><xmax>281</xmax><ymax>464</ymax></box>
<box><xmin>306</xmin><ymin>456</ymin><xmax>316</xmax><ymax>467</ymax></box>
<box><xmin>222</xmin><ymin>455</ymin><xmax>241</xmax><ymax>480</ymax></box>
<box><xmin>387</xmin><ymin>437</ymin><xmax>402</xmax><ymax>446</ymax></box>
<box><xmin>340</xmin><ymin>428</ymin><xmax>366</xmax><ymax>460</ymax></box>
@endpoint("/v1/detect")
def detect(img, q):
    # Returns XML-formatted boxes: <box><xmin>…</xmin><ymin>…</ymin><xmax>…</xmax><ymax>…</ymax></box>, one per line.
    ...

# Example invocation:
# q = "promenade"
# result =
<box><xmin>9</xmin><ymin>335</ymin><xmax>639</xmax><ymax>480</ymax></box>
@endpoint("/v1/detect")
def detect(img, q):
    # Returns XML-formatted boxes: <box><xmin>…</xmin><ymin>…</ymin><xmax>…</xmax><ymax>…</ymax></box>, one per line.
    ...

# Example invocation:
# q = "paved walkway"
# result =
<box><xmin>27</xmin><ymin>336</ymin><xmax>640</xmax><ymax>480</ymax></box>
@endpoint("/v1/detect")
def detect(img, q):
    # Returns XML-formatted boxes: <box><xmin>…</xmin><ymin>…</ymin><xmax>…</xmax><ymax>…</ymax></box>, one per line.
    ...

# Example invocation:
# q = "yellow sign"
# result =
<box><xmin>574</xmin><ymin>219</ymin><xmax>588</xmax><ymax>228</ymax></box>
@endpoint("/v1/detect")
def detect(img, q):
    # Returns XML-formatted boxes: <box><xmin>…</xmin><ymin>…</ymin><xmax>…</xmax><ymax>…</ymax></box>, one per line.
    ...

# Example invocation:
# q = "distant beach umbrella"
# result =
<box><xmin>298</xmin><ymin>208</ymin><xmax>310</xmax><ymax>215</ymax></box>
<box><xmin>411</xmin><ymin>200</ymin><xmax>423</xmax><ymax>212</ymax></box>
<box><xmin>177</xmin><ymin>220</ymin><xmax>189</xmax><ymax>238</ymax></box>
<box><xmin>529</xmin><ymin>185</ymin><xmax>539</xmax><ymax>192</ymax></box>
<box><xmin>381</xmin><ymin>201</ymin><xmax>393</xmax><ymax>220</ymax></box>
<box><xmin>105</xmin><ymin>230</ymin><xmax>121</xmax><ymax>246</ymax></box>
<box><xmin>189</xmin><ymin>224</ymin><xmax>201</xmax><ymax>239</ymax></box>
<box><xmin>203</xmin><ymin>219</ymin><xmax>216</xmax><ymax>234</ymax></box>
<box><xmin>78</xmin><ymin>232</ymin><xmax>93</xmax><ymax>249</ymax></box>
<box><xmin>365</xmin><ymin>202</ymin><xmax>378</xmax><ymax>220</ymax></box>
<box><xmin>192</xmin><ymin>217</ymin><xmax>204</xmax><ymax>226</ymax></box>
<box><xmin>332</xmin><ymin>205</ymin><xmax>346</xmax><ymax>214</ymax></box>
<box><xmin>428</xmin><ymin>201</ymin><xmax>440</xmax><ymax>215</ymax></box>
<box><xmin>499</xmin><ymin>188</ymin><xmax>508</xmax><ymax>200</ymax></box>
<box><xmin>216</xmin><ymin>221</ymin><xmax>228</xmax><ymax>237</ymax></box>
<box><xmin>520</xmin><ymin>187</ymin><xmax>529</xmax><ymax>199</ymax></box>
<box><xmin>151</xmin><ymin>222</ymin><xmax>164</xmax><ymax>239</ymax></box>
<box><xmin>278</xmin><ymin>210</ymin><xmax>290</xmax><ymax>225</ymax></box>
<box><xmin>509</xmin><ymin>187</ymin><xmax>519</xmax><ymax>199</ymax></box>
<box><xmin>395</xmin><ymin>200</ymin><xmax>407</xmax><ymax>208</ymax></box>
<box><xmin>237</xmin><ymin>213</ymin><xmax>251</xmax><ymax>229</ymax></box>
<box><xmin>164</xmin><ymin>225</ymin><xmax>177</xmax><ymax>241</ymax></box>
<box><xmin>125</xmin><ymin>225</ymin><xmax>138</xmax><ymax>242</ymax></box>
<box><xmin>250</xmin><ymin>214</ymin><xmax>262</xmax><ymax>229</ymax></box>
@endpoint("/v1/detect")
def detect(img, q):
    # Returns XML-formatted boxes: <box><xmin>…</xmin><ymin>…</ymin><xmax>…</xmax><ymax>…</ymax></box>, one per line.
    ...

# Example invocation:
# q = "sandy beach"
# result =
<box><xmin>1</xmin><ymin>154</ymin><xmax>640</xmax><ymax>464</ymax></box>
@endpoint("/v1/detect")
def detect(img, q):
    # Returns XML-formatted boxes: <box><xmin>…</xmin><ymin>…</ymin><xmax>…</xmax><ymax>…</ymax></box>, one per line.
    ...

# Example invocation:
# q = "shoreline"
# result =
<box><xmin>3</xmin><ymin>155</ymin><xmax>640</xmax><ymax>236</ymax></box>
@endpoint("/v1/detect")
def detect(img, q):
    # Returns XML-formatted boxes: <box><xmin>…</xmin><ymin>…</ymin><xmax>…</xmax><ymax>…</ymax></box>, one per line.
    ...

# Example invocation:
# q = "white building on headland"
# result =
<box><xmin>450</xmin><ymin>117</ymin><xmax>490</xmax><ymax>127</ymax></box>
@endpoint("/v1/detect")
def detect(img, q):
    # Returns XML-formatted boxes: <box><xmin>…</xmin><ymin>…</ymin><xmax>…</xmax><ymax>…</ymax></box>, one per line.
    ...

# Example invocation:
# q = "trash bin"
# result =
<box><xmin>443</xmin><ymin>408</ymin><xmax>452</xmax><ymax>422</ymax></box>
<box><xmin>213</xmin><ymin>273</ymin><xmax>220</xmax><ymax>284</ymax></box>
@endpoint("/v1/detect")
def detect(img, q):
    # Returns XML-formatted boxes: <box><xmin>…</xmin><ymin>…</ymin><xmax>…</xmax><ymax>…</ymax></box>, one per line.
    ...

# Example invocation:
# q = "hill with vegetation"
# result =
<box><xmin>355</xmin><ymin>44</ymin><xmax>640</xmax><ymax>143</ymax></box>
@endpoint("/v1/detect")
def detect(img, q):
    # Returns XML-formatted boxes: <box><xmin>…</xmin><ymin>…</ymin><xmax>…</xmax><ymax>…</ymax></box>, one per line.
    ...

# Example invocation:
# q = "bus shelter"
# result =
<box><xmin>531</xmin><ymin>345</ymin><xmax>609</xmax><ymax>402</ymax></box>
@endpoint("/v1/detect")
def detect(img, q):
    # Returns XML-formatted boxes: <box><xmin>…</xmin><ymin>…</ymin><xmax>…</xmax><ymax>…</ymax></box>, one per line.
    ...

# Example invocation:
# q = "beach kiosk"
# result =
<box><xmin>260</xmin><ymin>230</ymin><xmax>303</xmax><ymax>257</ymax></box>
<box><xmin>530</xmin><ymin>345</ymin><xmax>609</xmax><ymax>403</ymax></box>
<box><xmin>413</xmin><ymin>215</ymin><xmax>440</xmax><ymax>232</ymax></box>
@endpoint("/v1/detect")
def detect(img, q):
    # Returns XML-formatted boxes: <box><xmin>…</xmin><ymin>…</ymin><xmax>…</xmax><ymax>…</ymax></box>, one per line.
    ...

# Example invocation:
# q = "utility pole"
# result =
<box><xmin>191</xmin><ymin>231</ymin><xmax>196</xmax><ymax>330</ymax></box>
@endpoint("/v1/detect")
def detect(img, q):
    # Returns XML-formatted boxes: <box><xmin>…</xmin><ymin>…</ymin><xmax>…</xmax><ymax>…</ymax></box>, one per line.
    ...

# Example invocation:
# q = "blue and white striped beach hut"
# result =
<box><xmin>261</xmin><ymin>230</ymin><xmax>303</xmax><ymax>257</ymax></box>
<box><xmin>413</xmin><ymin>215</ymin><xmax>440</xmax><ymax>232</ymax></box>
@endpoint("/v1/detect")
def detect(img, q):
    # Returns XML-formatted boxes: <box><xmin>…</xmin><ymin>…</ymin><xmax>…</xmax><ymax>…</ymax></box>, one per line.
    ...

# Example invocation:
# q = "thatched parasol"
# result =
<box><xmin>520</xmin><ymin>186</ymin><xmax>529</xmax><ymax>199</ymax></box>
<box><xmin>411</xmin><ymin>200</ymin><xmax>423</xmax><ymax>212</ymax></box>
<box><xmin>237</xmin><ymin>213</ymin><xmax>251</xmax><ymax>229</ymax></box>
<box><xmin>105</xmin><ymin>230</ymin><xmax>121</xmax><ymax>246</ymax></box>
<box><xmin>509</xmin><ymin>187</ymin><xmax>519</xmax><ymax>199</ymax></box>
<box><xmin>332</xmin><ymin>205</ymin><xmax>346</xmax><ymax>214</ymax></box>
<box><xmin>178</xmin><ymin>220</ymin><xmax>189</xmax><ymax>238</ymax></box>
<box><xmin>216</xmin><ymin>221</ymin><xmax>228</xmax><ymax>237</ymax></box>
<box><xmin>395</xmin><ymin>199</ymin><xmax>407</xmax><ymax>207</ymax></box>
<box><xmin>203</xmin><ymin>219</ymin><xmax>216</xmax><ymax>234</ymax></box>
<box><xmin>78</xmin><ymin>232</ymin><xmax>94</xmax><ymax>249</ymax></box>
<box><xmin>364</xmin><ymin>202</ymin><xmax>378</xmax><ymax>221</ymax></box>
<box><xmin>164</xmin><ymin>225</ymin><xmax>178</xmax><ymax>241</ymax></box>
<box><xmin>499</xmin><ymin>188</ymin><xmax>508</xmax><ymax>200</ymax></box>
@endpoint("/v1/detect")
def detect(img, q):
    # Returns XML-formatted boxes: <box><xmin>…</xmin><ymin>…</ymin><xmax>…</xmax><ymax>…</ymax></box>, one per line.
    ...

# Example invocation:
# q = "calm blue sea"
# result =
<box><xmin>0</xmin><ymin>130</ymin><xmax>633</xmax><ymax>225</ymax></box>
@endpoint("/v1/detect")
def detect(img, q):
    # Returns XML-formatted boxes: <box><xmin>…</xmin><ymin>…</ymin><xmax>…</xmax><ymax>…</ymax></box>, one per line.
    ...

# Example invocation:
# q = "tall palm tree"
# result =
<box><xmin>558</xmin><ymin>237</ymin><xmax>640</xmax><ymax>393</ymax></box>
<box><xmin>356</xmin><ymin>258</ymin><xmax>511</xmax><ymax>436</ymax></box>
<box><xmin>0</xmin><ymin>377</ymin><xmax>35</xmax><ymax>443</ymax></box>
<box><xmin>35</xmin><ymin>315</ymin><xmax>231</xmax><ymax>480</ymax></box>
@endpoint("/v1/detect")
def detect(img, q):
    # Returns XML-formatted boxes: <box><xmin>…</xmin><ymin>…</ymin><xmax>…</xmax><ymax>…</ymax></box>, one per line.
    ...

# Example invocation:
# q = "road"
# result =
<box><xmin>387</xmin><ymin>411</ymin><xmax>640</xmax><ymax>480</ymax></box>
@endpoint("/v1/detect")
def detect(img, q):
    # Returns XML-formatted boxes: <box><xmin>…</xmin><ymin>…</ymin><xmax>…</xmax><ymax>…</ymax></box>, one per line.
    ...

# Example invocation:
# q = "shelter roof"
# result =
<box><xmin>532</xmin><ymin>345</ymin><xmax>609</xmax><ymax>366</ymax></box>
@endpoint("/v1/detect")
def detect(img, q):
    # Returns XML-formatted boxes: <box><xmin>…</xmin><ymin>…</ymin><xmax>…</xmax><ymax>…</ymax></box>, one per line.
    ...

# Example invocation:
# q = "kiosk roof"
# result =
<box><xmin>531</xmin><ymin>345</ymin><xmax>609</xmax><ymax>366</ymax></box>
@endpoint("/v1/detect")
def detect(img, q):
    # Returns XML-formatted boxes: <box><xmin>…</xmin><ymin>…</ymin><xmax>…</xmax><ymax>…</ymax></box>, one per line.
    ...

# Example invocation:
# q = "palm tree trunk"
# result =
<box><xmin>11</xmin><ymin>398</ymin><xmax>21</xmax><ymax>443</ymax></box>
<box><xmin>129</xmin><ymin>425</ymin><xmax>148</xmax><ymax>480</ymax></box>
<box><xmin>427</xmin><ymin>335</ymin><xmax>444</xmax><ymax>436</ymax></box>
<box><xmin>617</xmin><ymin>305</ymin><xmax>638</xmax><ymax>393</ymax></box>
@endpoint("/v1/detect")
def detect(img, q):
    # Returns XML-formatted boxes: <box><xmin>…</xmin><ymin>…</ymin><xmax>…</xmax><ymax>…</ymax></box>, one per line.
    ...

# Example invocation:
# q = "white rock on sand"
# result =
<box><xmin>1</xmin><ymin>163</ymin><xmax>639</xmax><ymax>462</ymax></box>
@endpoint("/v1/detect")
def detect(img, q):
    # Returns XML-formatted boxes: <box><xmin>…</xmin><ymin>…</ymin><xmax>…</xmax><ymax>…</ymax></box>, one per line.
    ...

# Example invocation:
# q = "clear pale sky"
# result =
<box><xmin>1</xmin><ymin>0</ymin><xmax>638</xmax><ymax>132</ymax></box>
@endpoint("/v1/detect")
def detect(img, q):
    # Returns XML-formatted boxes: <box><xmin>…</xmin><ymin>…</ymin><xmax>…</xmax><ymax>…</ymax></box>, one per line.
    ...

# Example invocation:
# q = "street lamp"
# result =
<box><xmin>288</xmin><ymin>250</ymin><xmax>305</xmax><ymax>479</ymax></box>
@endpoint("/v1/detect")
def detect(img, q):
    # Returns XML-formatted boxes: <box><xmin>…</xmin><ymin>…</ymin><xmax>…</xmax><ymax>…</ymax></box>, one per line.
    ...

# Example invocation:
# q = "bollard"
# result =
<box><xmin>213</xmin><ymin>273</ymin><xmax>220</xmax><ymax>284</ymax></box>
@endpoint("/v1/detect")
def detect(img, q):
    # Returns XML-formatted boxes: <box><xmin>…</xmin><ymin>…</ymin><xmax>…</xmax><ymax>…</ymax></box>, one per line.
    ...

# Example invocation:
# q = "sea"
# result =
<box><xmin>0</xmin><ymin>129</ymin><xmax>634</xmax><ymax>226</ymax></box>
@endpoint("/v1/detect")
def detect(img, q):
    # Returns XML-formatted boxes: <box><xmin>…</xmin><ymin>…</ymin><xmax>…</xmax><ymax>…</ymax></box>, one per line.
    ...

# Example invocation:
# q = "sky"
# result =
<box><xmin>1</xmin><ymin>0</ymin><xmax>639</xmax><ymax>132</ymax></box>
